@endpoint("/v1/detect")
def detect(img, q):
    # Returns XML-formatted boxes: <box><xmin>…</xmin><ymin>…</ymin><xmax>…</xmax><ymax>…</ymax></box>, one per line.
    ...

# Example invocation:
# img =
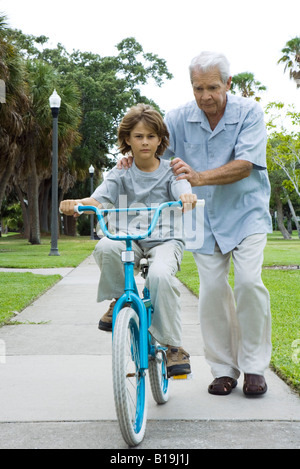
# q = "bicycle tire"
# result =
<box><xmin>112</xmin><ymin>307</ymin><xmax>147</xmax><ymax>446</ymax></box>
<box><xmin>149</xmin><ymin>342</ymin><xmax>169</xmax><ymax>405</ymax></box>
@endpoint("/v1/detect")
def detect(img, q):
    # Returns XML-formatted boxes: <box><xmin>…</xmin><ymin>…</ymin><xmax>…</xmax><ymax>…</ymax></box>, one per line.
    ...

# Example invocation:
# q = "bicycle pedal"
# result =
<box><xmin>171</xmin><ymin>373</ymin><xmax>193</xmax><ymax>381</ymax></box>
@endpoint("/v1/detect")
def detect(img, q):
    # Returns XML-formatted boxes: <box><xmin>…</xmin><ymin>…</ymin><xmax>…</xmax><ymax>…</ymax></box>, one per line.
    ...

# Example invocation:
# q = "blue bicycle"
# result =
<box><xmin>75</xmin><ymin>201</ymin><xmax>188</xmax><ymax>446</ymax></box>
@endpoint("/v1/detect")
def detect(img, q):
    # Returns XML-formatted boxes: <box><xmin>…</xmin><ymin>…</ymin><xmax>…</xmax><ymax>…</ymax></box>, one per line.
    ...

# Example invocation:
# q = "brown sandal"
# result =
<box><xmin>208</xmin><ymin>376</ymin><xmax>238</xmax><ymax>396</ymax></box>
<box><xmin>243</xmin><ymin>374</ymin><xmax>267</xmax><ymax>396</ymax></box>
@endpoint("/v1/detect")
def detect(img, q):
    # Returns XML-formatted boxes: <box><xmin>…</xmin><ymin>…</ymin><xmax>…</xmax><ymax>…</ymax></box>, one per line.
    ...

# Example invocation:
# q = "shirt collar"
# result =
<box><xmin>187</xmin><ymin>94</ymin><xmax>240</xmax><ymax>125</ymax></box>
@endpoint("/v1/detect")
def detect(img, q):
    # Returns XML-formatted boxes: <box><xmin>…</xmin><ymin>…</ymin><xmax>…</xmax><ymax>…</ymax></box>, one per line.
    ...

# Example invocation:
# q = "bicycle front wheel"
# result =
<box><xmin>112</xmin><ymin>307</ymin><xmax>147</xmax><ymax>447</ymax></box>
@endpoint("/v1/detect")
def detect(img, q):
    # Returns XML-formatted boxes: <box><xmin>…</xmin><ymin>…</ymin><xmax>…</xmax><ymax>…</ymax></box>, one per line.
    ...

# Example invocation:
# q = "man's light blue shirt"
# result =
<box><xmin>164</xmin><ymin>94</ymin><xmax>273</xmax><ymax>255</ymax></box>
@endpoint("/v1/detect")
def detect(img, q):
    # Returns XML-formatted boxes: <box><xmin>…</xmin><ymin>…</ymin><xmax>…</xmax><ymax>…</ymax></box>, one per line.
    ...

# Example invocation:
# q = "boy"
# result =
<box><xmin>60</xmin><ymin>104</ymin><xmax>197</xmax><ymax>377</ymax></box>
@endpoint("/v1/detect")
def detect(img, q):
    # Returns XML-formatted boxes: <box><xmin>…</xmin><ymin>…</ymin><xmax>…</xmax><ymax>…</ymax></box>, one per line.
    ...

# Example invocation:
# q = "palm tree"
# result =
<box><xmin>1</xmin><ymin>21</ymin><xmax>81</xmax><ymax>243</ymax></box>
<box><xmin>278</xmin><ymin>37</ymin><xmax>300</xmax><ymax>88</ymax></box>
<box><xmin>231</xmin><ymin>72</ymin><xmax>267</xmax><ymax>101</ymax></box>
<box><xmin>16</xmin><ymin>60</ymin><xmax>81</xmax><ymax>244</ymax></box>
<box><xmin>0</xmin><ymin>15</ymin><xmax>29</xmax><ymax>210</ymax></box>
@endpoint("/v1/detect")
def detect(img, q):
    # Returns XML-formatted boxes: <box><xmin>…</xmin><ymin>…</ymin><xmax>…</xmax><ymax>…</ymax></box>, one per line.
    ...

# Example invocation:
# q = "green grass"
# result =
<box><xmin>263</xmin><ymin>232</ymin><xmax>300</xmax><ymax>267</ymax></box>
<box><xmin>177</xmin><ymin>232</ymin><xmax>300</xmax><ymax>394</ymax></box>
<box><xmin>0</xmin><ymin>272</ymin><xmax>61</xmax><ymax>325</ymax></box>
<box><xmin>0</xmin><ymin>235</ymin><xmax>97</xmax><ymax>325</ymax></box>
<box><xmin>264</xmin><ymin>270</ymin><xmax>300</xmax><ymax>393</ymax></box>
<box><xmin>0</xmin><ymin>235</ymin><xmax>97</xmax><ymax>268</ymax></box>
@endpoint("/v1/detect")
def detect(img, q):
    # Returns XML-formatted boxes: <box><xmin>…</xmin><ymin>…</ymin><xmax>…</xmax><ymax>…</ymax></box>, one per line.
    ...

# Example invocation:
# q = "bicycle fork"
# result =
<box><xmin>112</xmin><ymin>240</ymin><xmax>149</xmax><ymax>371</ymax></box>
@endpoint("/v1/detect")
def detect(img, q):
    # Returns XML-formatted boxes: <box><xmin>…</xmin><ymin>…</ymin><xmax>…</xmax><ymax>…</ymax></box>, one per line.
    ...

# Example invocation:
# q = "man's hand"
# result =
<box><xmin>171</xmin><ymin>157</ymin><xmax>253</xmax><ymax>186</ymax></box>
<box><xmin>117</xmin><ymin>155</ymin><xmax>134</xmax><ymax>170</ymax></box>
<box><xmin>170</xmin><ymin>158</ymin><xmax>201</xmax><ymax>186</ymax></box>
<box><xmin>180</xmin><ymin>193</ymin><xmax>197</xmax><ymax>212</ymax></box>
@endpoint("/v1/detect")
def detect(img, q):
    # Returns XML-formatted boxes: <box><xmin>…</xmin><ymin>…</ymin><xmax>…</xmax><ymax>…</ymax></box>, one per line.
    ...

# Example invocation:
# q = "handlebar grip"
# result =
<box><xmin>74</xmin><ymin>203</ymin><xmax>83</xmax><ymax>215</ymax></box>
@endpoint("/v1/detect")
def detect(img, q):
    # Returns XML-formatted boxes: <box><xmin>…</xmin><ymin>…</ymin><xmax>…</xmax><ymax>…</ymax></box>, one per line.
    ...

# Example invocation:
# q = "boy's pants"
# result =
<box><xmin>93</xmin><ymin>238</ymin><xmax>183</xmax><ymax>347</ymax></box>
<box><xmin>193</xmin><ymin>234</ymin><xmax>272</xmax><ymax>380</ymax></box>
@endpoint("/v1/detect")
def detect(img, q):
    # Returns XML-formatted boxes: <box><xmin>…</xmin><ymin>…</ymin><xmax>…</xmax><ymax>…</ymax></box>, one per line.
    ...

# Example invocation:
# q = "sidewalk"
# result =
<box><xmin>0</xmin><ymin>255</ymin><xmax>299</xmax><ymax>449</ymax></box>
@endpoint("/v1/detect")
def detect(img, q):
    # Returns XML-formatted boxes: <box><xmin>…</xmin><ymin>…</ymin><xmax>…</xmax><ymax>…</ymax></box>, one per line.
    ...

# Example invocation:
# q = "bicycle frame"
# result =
<box><xmin>75</xmin><ymin>201</ymin><xmax>183</xmax><ymax>371</ymax></box>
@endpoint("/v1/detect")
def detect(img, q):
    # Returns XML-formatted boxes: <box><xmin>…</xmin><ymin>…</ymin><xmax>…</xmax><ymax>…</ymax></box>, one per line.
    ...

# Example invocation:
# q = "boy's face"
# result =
<box><xmin>126</xmin><ymin>121</ymin><xmax>161</xmax><ymax>164</ymax></box>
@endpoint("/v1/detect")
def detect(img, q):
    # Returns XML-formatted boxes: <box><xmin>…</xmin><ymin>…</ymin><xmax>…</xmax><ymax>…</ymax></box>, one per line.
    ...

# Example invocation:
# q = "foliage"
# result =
<box><xmin>0</xmin><ymin>15</ymin><xmax>29</xmax><ymax>209</ymax></box>
<box><xmin>0</xmin><ymin>201</ymin><xmax>22</xmax><ymax>232</ymax></box>
<box><xmin>231</xmin><ymin>72</ymin><xmax>267</xmax><ymax>101</ymax></box>
<box><xmin>278</xmin><ymin>36</ymin><xmax>300</xmax><ymax>88</ymax></box>
<box><xmin>265</xmin><ymin>102</ymin><xmax>300</xmax><ymax>198</ymax></box>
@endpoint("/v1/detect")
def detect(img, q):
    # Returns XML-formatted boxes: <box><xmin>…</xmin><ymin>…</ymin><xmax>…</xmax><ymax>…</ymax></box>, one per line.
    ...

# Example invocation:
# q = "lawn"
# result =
<box><xmin>0</xmin><ymin>235</ymin><xmax>97</xmax><ymax>268</ymax></box>
<box><xmin>0</xmin><ymin>235</ymin><xmax>97</xmax><ymax>325</ymax></box>
<box><xmin>0</xmin><ymin>272</ymin><xmax>61</xmax><ymax>325</ymax></box>
<box><xmin>177</xmin><ymin>232</ymin><xmax>300</xmax><ymax>394</ymax></box>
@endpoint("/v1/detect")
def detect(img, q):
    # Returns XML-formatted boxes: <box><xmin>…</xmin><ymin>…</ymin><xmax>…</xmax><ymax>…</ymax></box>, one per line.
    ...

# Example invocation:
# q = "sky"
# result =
<box><xmin>0</xmin><ymin>0</ymin><xmax>299</xmax><ymax>114</ymax></box>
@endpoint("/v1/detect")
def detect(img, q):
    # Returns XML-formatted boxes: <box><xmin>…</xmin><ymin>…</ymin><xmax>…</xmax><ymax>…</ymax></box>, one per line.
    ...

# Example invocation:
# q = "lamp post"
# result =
<box><xmin>89</xmin><ymin>165</ymin><xmax>95</xmax><ymax>239</ymax></box>
<box><xmin>49</xmin><ymin>90</ymin><xmax>61</xmax><ymax>256</ymax></box>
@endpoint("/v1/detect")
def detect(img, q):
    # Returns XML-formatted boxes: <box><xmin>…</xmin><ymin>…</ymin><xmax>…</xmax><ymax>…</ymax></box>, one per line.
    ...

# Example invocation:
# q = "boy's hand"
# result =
<box><xmin>59</xmin><ymin>200</ymin><xmax>81</xmax><ymax>217</ymax></box>
<box><xmin>180</xmin><ymin>193</ymin><xmax>197</xmax><ymax>212</ymax></box>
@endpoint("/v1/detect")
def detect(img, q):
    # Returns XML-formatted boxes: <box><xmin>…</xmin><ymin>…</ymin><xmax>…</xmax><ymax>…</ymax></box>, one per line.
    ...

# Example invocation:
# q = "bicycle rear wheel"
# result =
<box><xmin>112</xmin><ymin>307</ymin><xmax>147</xmax><ymax>447</ymax></box>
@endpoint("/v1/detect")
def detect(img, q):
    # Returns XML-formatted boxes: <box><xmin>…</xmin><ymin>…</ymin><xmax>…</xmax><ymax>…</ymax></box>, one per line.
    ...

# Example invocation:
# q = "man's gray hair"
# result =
<box><xmin>189</xmin><ymin>51</ymin><xmax>231</xmax><ymax>84</ymax></box>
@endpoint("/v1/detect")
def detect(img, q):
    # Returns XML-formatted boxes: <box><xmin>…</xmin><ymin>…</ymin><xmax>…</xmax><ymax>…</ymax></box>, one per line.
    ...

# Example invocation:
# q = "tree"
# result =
<box><xmin>265</xmin><ymin>102</ymin><xmax>300</xmax><ymax>238</ymax></box>
<box><xmin>277</xmin><ymin>37</ymin><xmax>300</xmax><ymax>88</ymax></box>
<box><xmin>231</xmin><ymin>72</ymin><xmax>267</xmax><ymax>101</ymax></box>
<box><xmin>1</xmin><ymin>18</ymin><xmax>82</xmax><ymax>243</ymax></box>
<box><xmin>265</xmin><ymin>102</ymin><xmax>300</xmax><ymax>198</ymax></box>
<box><xmin>0</xmin><ymin>15</ymin><xmax>29</xmax><ymax>210</ymax></box>
<box><xmin>278</xmin><ymin>37</ymin><xmax>300</xmax><ymax>88</ymax></box>
<box><xmin>16</xmin><ymin>60</ymin><xmax>81</xmax><ymax>244</ymax></box>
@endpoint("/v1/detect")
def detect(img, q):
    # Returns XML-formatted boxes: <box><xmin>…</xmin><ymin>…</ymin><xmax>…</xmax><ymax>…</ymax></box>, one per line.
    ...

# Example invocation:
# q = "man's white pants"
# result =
<box><xmin>93</xmin><ymin>238</ymin><xmax>183</xmax><ymax>347</ymax></box>
<box><xmin>193</xmin><ymin>234</ymin><xmax>272</xmax><ymax>379</ymax></box>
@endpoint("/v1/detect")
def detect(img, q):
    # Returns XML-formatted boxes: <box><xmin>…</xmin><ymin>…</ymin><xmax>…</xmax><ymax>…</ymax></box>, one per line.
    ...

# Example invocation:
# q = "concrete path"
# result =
<box><xmin>0</xmin><ymin>256</ymin><xmax>299</xmax><ymax>449</ymax></box>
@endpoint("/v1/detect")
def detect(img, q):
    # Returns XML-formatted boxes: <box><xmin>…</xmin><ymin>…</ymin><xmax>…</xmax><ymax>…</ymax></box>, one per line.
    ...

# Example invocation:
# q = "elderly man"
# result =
<box><xmin>165</xmin><ymin>51</ymin><xmax>272</xmax><ymax>396</ymax></box>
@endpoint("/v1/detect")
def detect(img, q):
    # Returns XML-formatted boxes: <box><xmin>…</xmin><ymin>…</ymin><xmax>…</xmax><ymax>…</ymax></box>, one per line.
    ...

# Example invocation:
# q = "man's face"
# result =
<box><xmin>192</xmin><ymin>67</ymin><xmax>232</xmax><ymax>122</ymax></box>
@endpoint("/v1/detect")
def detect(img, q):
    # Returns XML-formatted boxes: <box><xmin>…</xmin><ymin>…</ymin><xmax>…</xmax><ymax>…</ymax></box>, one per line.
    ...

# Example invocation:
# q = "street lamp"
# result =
<box><xmin>89</xmin><ymin>165</ymin><xmax>95</xmax><ymax>239</ymax></box>
<box><xmin>49</xmin><ymin>90</ymin><xmax>61</xmax><ymax>256</ymax></box>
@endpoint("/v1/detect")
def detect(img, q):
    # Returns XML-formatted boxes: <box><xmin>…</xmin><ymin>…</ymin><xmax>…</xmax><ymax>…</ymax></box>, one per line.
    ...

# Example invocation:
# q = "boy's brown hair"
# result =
<box><xmin>118</xmin><ymin>103</ymin><xmax>169</xmax><ymax>156</ymax></box>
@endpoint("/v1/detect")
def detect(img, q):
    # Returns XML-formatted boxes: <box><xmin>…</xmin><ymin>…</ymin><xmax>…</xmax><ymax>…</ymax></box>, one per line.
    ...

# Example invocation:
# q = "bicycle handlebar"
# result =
<box><xmin>74</xmin><ymin>200</ymin><xmax>204</xmax><ymax>241</ymax></box>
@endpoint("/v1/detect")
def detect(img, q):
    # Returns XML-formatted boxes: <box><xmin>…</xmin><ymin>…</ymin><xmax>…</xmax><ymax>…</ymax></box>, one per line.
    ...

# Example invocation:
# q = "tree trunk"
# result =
<box><xmin>27</xmin><ymin>153</ymin><xmax>41</xmax><ymax>245</ymax></box>
<box><xmin>14</xmin><ymin>184</ymin><xmax>30</xmax><ymax>239</ymax></box>
<box><xmin>40</xmin><ymin>179</ymin><xmax>51</xmax><ymax>233</ymax></box>
<box><xmin>284</xmin><ymin>190</ymin><xmax>300</xmax><ymax>239</ymax></box>
<box><xmin>274</xmin><ymin>188</ymin><xmax>292</xmax><ymax>239</ymax></box>
<box><xmin>0</xmin><ymin>143</ymin><xmax>19</xmax><ymax>209</ymax></box>
<box><xmin>63</xmin><ymin>214</ymin><xmax>77</xmax><ymax>236</ymax></box>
